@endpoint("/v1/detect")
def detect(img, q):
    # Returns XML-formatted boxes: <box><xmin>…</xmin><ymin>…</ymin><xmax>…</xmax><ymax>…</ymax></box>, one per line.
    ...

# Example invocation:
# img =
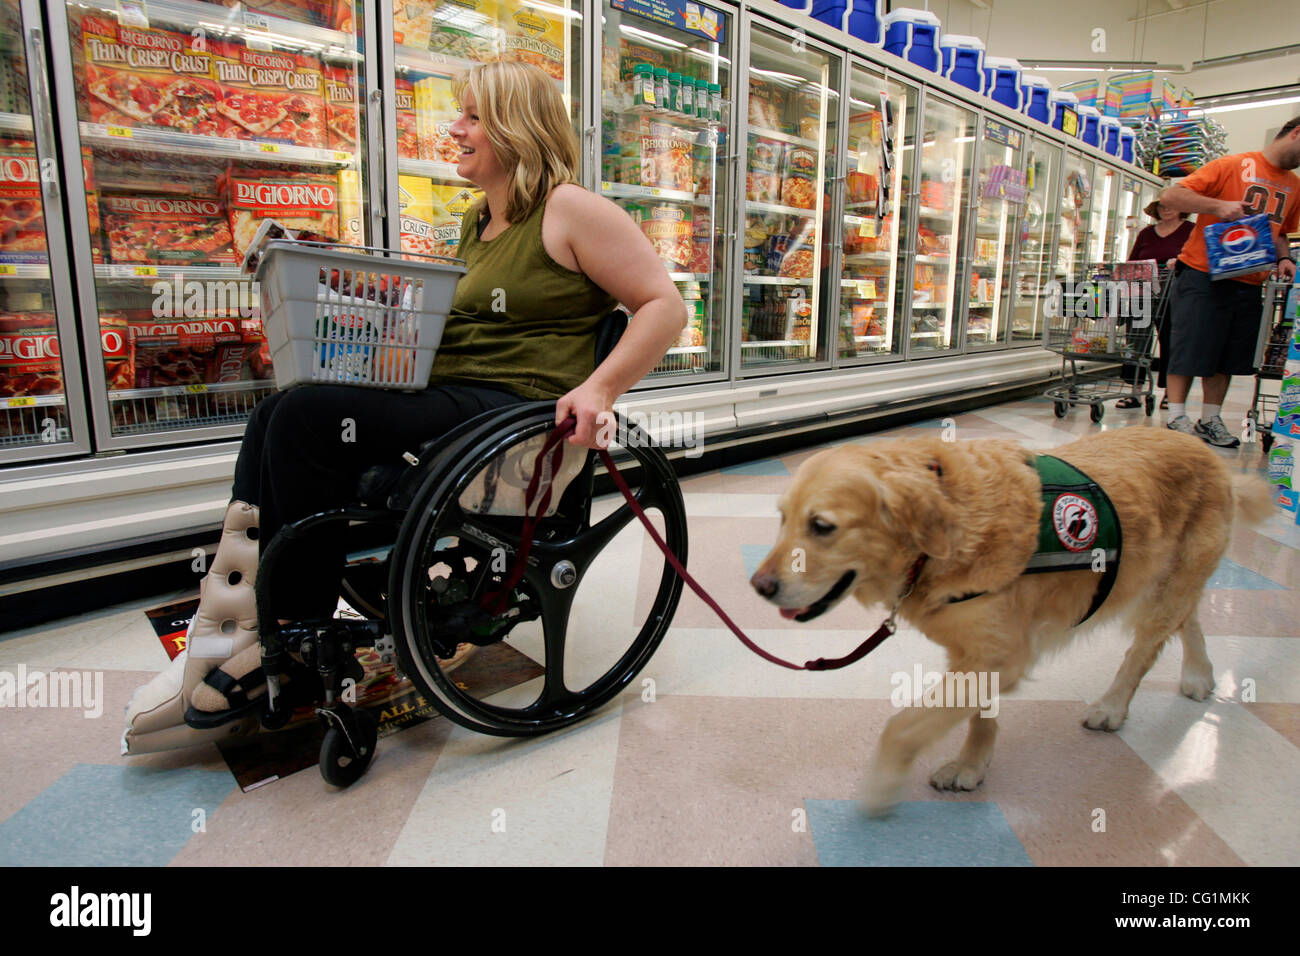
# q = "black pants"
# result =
<box><xmin>232</xmin><ymin>383</ymin><xmax>525</xmax><ymax>620</ymax></box>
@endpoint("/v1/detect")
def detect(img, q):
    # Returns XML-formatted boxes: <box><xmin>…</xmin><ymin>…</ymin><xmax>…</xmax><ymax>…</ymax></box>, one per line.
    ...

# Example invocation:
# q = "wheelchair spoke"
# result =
<box><xmin>533</xmin><ymin>585</ymin><xmax>574</xmax><ymax>707</ymax></box>
<box><xmin>536</xmin><ymin>470</ymin><xmax>668</xmax><ymax>571</ymax></box>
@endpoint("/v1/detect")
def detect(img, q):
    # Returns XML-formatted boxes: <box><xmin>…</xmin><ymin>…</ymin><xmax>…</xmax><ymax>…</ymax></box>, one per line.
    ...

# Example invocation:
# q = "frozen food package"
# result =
<box><xmin>212</xmin><ymin>39</ymin><xmax>326</xmax><ymax>148</ymax></box>
<box><xmin>0</xmin><ymin>312</ymin><xmax>62</xmax><ymax>397</ymax></box>
<box><xmin>414</xmin><ymin>75</ymin><xmax>460</xmax><ymax>164</ymax></box>
<box><xmin>427</xmin><ymin>0</ymin><xmax>501</xmax><ymax>62</ymax></box>
<box><xmin>500</xmin><ymin>0</ymin><xmax>565</xmax><ymax>80</ymax></box>
<box><xmin>223</xmin><ymin>166</ymin><xmax>340</xmax><ymax>258</ymax></box>
<box><xmin>397</xmin><ymin>175</ymin><xmax>471</xmax><ymax>258</ymax></box>
<box><xmin>639</xmin><ymin>119</ymin><xmax>695</xmax><ymax>192</ymax></box>
<box><xmin>747</xmin><ymin>80</ymin><xmax>788</xmax><ymax>133</ymax></box>
<box><xmin>745</xmin><ymin>138</ymin><xmax>782</xmax><ymax>203</ymax></box>
<box><xmin>77</xmin><ymin>14</ymin><xmax>222</xmax><ymax>136</ymax></box>
<box><xmin>780</xmin><ymin>144</ymin><xmax>817</xmax><ymax>210</ymax></box>
<box><xmin>101</xmin><ymin>194</ymin><xmax>237</xmax><ymax>266</ymax></box>
<box><xmin>0</xmin><ymin>139</ymin><xmax>45</xmax><ymax>263</ymax></box>
<box><xmin>640</xmin><ymin>203</ymin><xmax>693</xmax><ymax>271</ymax></box>
<box><xmin>210</xmin><ymin>0</ymin><xmax>335</xmax><ymax>27</ymax></box>
<box><xmin>323</xmin><ymin>60</ymin><xmax>359</xmax><ymax>150</ymax></box>
<box><xmin>395</xmin><ymin>77</ymin><xmax>419</xmax><ymax>159</ymax></box>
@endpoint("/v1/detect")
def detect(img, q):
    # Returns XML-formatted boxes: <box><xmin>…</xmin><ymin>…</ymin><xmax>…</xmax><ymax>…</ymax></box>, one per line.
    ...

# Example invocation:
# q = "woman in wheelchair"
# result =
<box><xmin>122</xmin><ymin>61</ymin><xmax>689</xmax><ymax>775</ymax></box>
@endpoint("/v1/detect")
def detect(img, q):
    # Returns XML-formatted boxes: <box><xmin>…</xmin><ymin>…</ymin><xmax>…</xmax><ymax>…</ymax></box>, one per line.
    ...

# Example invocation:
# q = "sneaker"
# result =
<box><xmin>1167</xmin><ymin>414</ymin><xmax>1197</xmax><ymax>435</ymax></box>
<box><xmin>1194</xmin><ymin>415</ymin><xmax>1241</xmax><ymax>448</ymax></box>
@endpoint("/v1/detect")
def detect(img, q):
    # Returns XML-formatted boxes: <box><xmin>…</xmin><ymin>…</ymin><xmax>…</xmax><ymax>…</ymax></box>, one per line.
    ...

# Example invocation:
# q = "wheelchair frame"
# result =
<box><xmin>248</xmin><ymin>401</ymin><xmax>689</xmax><ymax>786</ymax></box>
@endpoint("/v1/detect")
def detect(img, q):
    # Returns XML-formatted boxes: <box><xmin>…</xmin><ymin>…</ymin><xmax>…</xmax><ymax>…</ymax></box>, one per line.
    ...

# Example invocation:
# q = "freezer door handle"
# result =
<box><xmin>27</xmin><ymin>26</ymin><xmax>59</xmax><ymax>203</ymax></box>
<box><xmin>369</xmin><ymin>88</ymin><xmax>385</xmax><ymax>219</ymax></box>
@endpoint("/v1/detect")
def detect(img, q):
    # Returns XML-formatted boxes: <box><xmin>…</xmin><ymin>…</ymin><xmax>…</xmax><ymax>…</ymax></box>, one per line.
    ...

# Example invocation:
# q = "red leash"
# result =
<box><xmin>484</xmin><ymin>418</ymin><xmax>912</xmax><ymax>671</ymax></box>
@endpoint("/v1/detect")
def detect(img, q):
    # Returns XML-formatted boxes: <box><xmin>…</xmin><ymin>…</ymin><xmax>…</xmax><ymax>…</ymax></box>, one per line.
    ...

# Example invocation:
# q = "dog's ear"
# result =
<box><xmin>877</xmin><ymin>460</ymin><xmax>955</xmax><ymax>560</ymax></box>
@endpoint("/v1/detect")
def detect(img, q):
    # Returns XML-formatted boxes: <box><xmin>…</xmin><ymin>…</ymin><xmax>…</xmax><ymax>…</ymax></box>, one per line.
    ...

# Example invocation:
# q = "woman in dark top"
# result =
<box><xmin>1118</xmin><ymin>201</ymin><xmax>1194</xmax><ymax>407</ymax></box>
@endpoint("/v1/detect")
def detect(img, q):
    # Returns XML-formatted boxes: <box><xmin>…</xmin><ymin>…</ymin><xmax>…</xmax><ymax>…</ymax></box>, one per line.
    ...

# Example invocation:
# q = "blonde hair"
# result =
<box><xmin>455</xmin><ymin>61</ymin><xmax>580</xmax><ymax>224</ymax></box>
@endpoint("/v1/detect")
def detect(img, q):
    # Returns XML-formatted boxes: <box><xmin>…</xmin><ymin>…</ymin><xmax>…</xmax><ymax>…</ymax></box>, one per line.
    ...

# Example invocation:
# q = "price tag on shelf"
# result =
<box><xmin>245</xmin><ymin>11</ymin><xmax>273</xmax><ymax>51</ymax></box>
<box><xmin>856</xmin><ymin>280</ymin><xmax>876</xmax><ymax>299</ymax></box>
<box><xmin>334</xmin><ymin>151</ymin><xmax>351</xmax><ymax>163</ymax></box>
<box><xmin>107</xmin><ymin>126</ymin><xmax>133</xmax><ymax>139</ymax></box>
<box><xmin>185</xmin><ymin>384</ymin><xmax>208</xmax><ymax>394</ymax></box>
<box><xmin>0</xmin><ymin>265</ymin><xmax>16</xmax><ymax>276</ymax></box>
<box><xmin>117</xmin><ymin>0</ymin><xmax>149</xmax><ymax>29</ymax></box>
<box><xmin>133</xmin><ymin>266</ymin><xmax>157</xmax><ymax>277</ymax></box>
<box><xmin>259</xmin><ymin>143</ymin><xmax>281</xmax><ymax>153</ymax></box>
<box><xmin>6</xmin><ymin>397</ymin><xmax>35</xmax><ymax>408</ymax></box>
<box><xmin>601</xmin><ymin>181</ymin><xmax>611</xmax><ymax>191</ymax></box>
<box><xmin>858</xmin><ymin>219</ymin><xmax>876</xmax><ymax>238</ymax></box>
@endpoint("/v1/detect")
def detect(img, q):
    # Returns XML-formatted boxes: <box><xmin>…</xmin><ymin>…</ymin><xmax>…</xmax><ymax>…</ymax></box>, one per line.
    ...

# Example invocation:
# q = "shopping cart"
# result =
<box><xmin>1249</xmin><ymin>280</ymin><xmax>1298</xmax><ymax>454</ymax></box>
<box><xmin>1042</xmin><ymin>260</ymin><xmax>1170</xmax><ymax>423</ymax></box>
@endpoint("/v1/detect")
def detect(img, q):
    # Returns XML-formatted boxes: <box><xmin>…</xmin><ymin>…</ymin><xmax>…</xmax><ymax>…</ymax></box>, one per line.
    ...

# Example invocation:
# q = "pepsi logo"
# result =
<box><xmin>1221</xmin><ymin>225</ymin><xmax>1257</xmax><ymax>253</ymax></box>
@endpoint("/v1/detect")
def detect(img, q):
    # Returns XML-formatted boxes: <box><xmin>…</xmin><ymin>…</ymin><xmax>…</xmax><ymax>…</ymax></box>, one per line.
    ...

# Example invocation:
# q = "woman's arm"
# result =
<box><xmin>545</xmin><ymin>184</ymin><xmax>688</xmax><ymax>448</ymax></box>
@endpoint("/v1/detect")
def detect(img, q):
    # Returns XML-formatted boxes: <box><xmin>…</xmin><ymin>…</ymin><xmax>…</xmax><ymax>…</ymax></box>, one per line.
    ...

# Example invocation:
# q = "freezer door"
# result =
<box><xmin>1010</xmin><ymin>136</ymin><xmax>1061</xmax><ymax>344</ymax></box>
<box><xmin>598</xmin><ymin>0</ymin><xmax>734</xmax><ymax>380</ymax></box>
<box><xmin>837</xmin><ymin>62</ymin><xmax>915</xmax><ymax>364</ymax></box>
<box><xmin>965</xmin><ymin>117</ymin><xmax>1029</xmax><ymax>350</ymax></box>
<box><xmin>908</xmin><ymin>93</ymin><xmax>976</xmax><ymax>357</ymax></box>
<box><xmin>0</xmin><ymin>0</ymin><xmax>90</xmax><ymax>463</ymax></box>
<box><xmin>47</xmin><ymin>0</ymin><xmax>371</xmax><ymax>451</ymax></box>
<box><xmin>739</xmin><ymin>17</ymin><xmax>841</xmax><ymax>374</ymax></box>
<box><xmin>1056</xmin><ymin>150</ymin><xmax>1092</xmax><ymax>287</ymax></box>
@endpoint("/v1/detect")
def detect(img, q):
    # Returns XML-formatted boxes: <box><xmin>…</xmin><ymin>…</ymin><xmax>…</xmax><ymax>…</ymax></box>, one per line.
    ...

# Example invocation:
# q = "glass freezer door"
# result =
<box><xmin>1087</xmin><ymin>161</ymin><xmax>1116</xmax><ymax>269</ymax></box>
<box><xmin>599</xmin><ymin>0</ymin><xmax>731</xmax><ymax>378</ymax></box>
<box><xmin>740</xmin><ymin>21</ymin><xmax>839</xmax><ymax>372</ymax></box>
<box><xmin>54</xmin><ymin>0</ymin><xmax>370</xmax><ymax>449</ymax></box>
<box><xmin>1111</xmin><ymin>173</ymin><xmax>1142</xmax><ymax>262</ymax></box>
<box><xmin>1010</xmin><ymin>136</ymin><xmax>1059</xmax><ymax>344</ymax></box>
<box><xmin>1056</xmin><ymin>150</ymin><xmax>1092</xmax><ymax>285</ymax></box>
<box><xmin>837</xmin><ymin>63</ymin><xmax>914</xmax><ymax>363</ymax></box>
<box><xmin>908</xmin><ymin>94</ymin><xmax>975</xmax><ymax>356</ymax></box>
<box><xmin>965</xmin><ymin>117</ymin><xmax>1027</xmax><ymax>349</ymax></box>
<box><xmin>0</xmin><ymin>0</ymin><xmax>89</xmax><ymax>462</ymax></box>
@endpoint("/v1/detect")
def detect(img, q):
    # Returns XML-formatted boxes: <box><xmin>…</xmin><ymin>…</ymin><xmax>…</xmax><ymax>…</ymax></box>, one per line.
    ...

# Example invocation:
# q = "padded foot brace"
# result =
<box><xmin>122</xmin><ymin>501</ymin><xmax>263</xmax><ymax>754</ymax></box>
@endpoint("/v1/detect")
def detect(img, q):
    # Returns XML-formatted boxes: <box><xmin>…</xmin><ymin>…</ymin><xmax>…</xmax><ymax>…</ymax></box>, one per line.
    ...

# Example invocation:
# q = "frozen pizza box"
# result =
<box><xmin>401</xmin><ymin>0</ymin><xmax>500</xmax><ymax>62</ymax></box>
<box><xmin>208</xmin><ymin>0</ymin><xmax>336</xmax><ymax>27</ymax></box>
<box><xmin>212</xmin><ymin>39</ymin><xmax>326</xmax><ymax>149</ymax></box>
<box><xmin>0</xmin><ymin>139</ymin><xmax>45</xmax><ymax>263</ymax></box>
<box><xmin>77</xmin><ymin>13</ymin><xmax>222</xmax><ymax>137</ymax></box>
<box><xmin>323</xmin><ymin>61</ymin><xmax>359</xmax><ymax>151</ymax></box>
<box><xmin>398</xmin><ymin>176</ymin><xmax>475</xmax><ymax>258</ymax></box>
<box><xmin>0</xmin><ymin>312</ymin><xmax>62</xmax><ymax>398</ymax></box>
<box><xmin>395</xmin><ymin>77</ymin><xmax>419</xmax><ymax>160</ymax></box>
<box><xmin>222</xmin><ymin>166</ymin><xmax>340</xmax><ymax>258</ymax></box>
<box><xmin>100</xmin><ymin>194</ymin><xmax>237</xmax><ymax>266</ymax></box>
<box><xmin>500</xmin><ymin>0</ymin><xmax>564</xmax><ymax>79</ymax></box>
<box><xmin>415</xmin><ymin>75</ymin><xmax>459</xmax><ymax>164</ymax></box>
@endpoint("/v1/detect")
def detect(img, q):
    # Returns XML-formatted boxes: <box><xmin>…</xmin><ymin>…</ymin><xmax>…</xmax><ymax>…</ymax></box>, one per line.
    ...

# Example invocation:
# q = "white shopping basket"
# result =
<box><xmin>254</xmin><ymin>240</ymin><xmax>466</xmax><ymax>390</ymax></box>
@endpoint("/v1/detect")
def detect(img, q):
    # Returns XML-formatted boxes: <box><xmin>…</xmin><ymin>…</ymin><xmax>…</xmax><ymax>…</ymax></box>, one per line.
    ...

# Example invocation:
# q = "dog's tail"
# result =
<box><xmin>1231</xmin><ymin>474</ymin><xmax>1276</xmax><ymax>528</ymax></box>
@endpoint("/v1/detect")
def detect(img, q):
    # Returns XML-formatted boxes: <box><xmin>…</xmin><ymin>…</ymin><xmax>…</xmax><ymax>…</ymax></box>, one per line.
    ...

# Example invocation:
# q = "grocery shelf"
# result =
<box><xmin>108</xmin><ymin>379</ymin><xmax>271</xmax><ymax>403</ymax></box>
<box><xmin>743</xmin><ymin>275</ymin><xmax>812</xmax><ymax>286</ymax></box>
<box><xmin>95</xmin><ymin>264</ymin><xmax>247</xmax><ymax>282</ymax></box>
<box><xmin>664</xmin><ymin>345</ymin><xmax>708</xmax><ymax>355</ymax></box>
<box><xmin>0</xmin><ymin>111</ymin><xmax>33</xmax><ymax>135</ymax></box>
<box><xmin>393</xmin><ymin>44</ymin><xmax>477</xmax><ymax>78</ymax></box>
<box><xmin>915</xmin><ymin>254</ymin><xmax>948</xmax><ymax>264</ymax></box>
<box><xmin>398</xmin><ymin>159</ymin><xmax>471</xmax><ymax>184</ymax></box>
<box><xmin>0</xmin><ymin>394</ymin><xmax>65</xmax><ymax>410</ymax></box>
<box><xmin>667</xmin><ymin>273</ymin><xmax>711</xmax><ymax>282</ymax></box>
<box><xmin>918</xmin><ymin>207</ymin><xmax>953</xmax><ymax>220</ymax></box>
<box><xmin>0</xmin><ymin>263</ymin><xmax>51</xmax><ymax>279</ymax></box>
<box><xmin>602</xmin><ymin>181</ymin><xmax>708</xmax><ymax>206</ymax></box>
<box><xmin>843</xmin><ymin>253</ymin><xmax>893</xmax><ymax>264</ymax></box>
<box><xmin>745</xmin><ymin>200</ymin><xmax>816</xmax><ymax>218</ymax></box>
<box><xmin>602</xmin><ymin>93</ymin><xmax>718</xmax><ymax>131</ymax></box>
<box><xmin>741</xmin><ymin>339</ymin><xmax>808</xmax><ymax>348</ymax></box>
<box><xmin>77</xmin><ymin>0</ymin><xmax>356</xmax><ymax>55</ymax></box>
<box><xmin>748</xmin><ymin>126</ymin><xmax>819</xmax><ymax>149</ymax></box>
<box><xmin>80</xmin><ymin>123</ymin><xmax>356</xmax><ymax>167</ymax></box>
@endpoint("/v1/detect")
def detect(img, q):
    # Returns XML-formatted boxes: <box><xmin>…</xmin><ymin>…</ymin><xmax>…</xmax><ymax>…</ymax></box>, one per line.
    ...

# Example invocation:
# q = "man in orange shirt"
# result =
<box><xmin>1158</xmin><ymin>116</ymin><xmax>1300</xmax><ymax>447</ymax></box>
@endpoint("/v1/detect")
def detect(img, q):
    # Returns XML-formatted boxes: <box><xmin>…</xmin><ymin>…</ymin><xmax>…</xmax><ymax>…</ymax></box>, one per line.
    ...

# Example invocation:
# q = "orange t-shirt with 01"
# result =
<box><xmin>1176</xmin><ymin>151</ymin><xmax>1300</xmax><ymax>284</ymax></box>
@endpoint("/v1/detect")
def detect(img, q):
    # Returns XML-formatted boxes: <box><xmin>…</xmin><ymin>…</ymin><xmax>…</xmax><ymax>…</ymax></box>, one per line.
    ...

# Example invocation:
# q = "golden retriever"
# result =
<box><xmin>749</xmin><ymin>428</ymin><xmax>1275</xmax><ymax>814</ymax></box>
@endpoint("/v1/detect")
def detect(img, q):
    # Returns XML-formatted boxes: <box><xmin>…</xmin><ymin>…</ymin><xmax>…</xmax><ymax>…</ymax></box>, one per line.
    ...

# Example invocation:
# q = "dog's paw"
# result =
<box><xmin>1180</xmin><ymin>668</ymin><xmax>1215</xmax><ymax>702</ymax></box>
<box><xmin>1082</xmin><ymin>700</ymin><xmax>1127</xmax><ymax>732</ymax></box>
<box><xmin>929</xmin><ymin>759</ymin><xmax>987</xmax><ymax>792</ymax></box>
<box><xmin>860</xmin><ymin>771</ymin><xmax>904</xmax><ymax>817</ymax></box>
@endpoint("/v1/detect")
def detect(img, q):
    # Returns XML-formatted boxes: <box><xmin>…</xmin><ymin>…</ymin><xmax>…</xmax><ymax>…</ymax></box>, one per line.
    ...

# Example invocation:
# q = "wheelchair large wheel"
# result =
<box><xmin>388</xmin><ymin>405</ymin><xmax>688</xmax><ymax>737</ymax></box>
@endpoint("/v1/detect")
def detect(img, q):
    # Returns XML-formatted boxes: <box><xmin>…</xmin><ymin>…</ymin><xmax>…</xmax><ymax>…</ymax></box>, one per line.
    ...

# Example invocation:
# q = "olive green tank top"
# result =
<box><xmin>428</xmin><ymin>194</ymin><xmax>616</xmax><ymax>400</ymax></box>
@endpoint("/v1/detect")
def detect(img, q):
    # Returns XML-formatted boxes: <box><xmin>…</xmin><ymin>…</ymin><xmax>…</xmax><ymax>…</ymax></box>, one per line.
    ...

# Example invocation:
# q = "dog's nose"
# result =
<box><xmin>751</xmin><ymin>572</ymin><xmax>779</xmax><ymax>599</ymax></box>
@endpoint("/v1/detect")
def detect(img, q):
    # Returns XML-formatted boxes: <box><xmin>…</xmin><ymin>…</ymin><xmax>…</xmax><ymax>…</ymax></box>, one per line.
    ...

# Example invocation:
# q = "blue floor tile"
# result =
<box><xmin>0</xmin><ymin>765</ymin><xmax>234</xmax><ymax>867</ymax></box>
<box><xmin>806</xmin><ymin>799</ymin><xmax>1034</xmax><ymax>867</ymax></box>
<box><xmin>720</xmin><ymin>458</ymin><xmax>790</xmax><ymax>476</ymax></box>
<box><xmin>1206</xmin><ymin>558</ymin><xmax>1286</xmax><ymax>591</ymax></box>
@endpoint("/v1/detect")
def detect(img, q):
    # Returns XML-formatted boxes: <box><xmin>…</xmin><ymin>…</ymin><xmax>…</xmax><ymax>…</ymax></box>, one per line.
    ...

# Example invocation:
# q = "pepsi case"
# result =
<box><xmin>1203</xmin><ymin>212</ymin><xmax>1277</xmax><ymax>280</ymax></box>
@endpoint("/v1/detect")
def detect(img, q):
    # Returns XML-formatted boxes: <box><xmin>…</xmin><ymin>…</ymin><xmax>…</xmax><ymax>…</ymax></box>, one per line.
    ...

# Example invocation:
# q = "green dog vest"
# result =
<box><xmin>1024</xmin><ymin>455</ymin><xmax>1122</xmax><ymax>624</ymax></box>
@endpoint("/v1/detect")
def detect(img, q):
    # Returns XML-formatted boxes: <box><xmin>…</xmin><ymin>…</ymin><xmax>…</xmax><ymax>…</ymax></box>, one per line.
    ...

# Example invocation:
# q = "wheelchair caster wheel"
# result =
<box><xmin>318</xmin><ymin>705</ymin><xmax>377</xmax><ymax>787</ymax></box>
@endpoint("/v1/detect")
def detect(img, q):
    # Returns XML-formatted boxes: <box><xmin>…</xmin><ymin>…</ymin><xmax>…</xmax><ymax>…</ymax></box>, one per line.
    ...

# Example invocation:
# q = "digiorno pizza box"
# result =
<box><xmin>212</xmin><ymin>38</ymin><xmax>325</xmax><ymax>149</ymax></box>
<box><xmin>100</xmin><ymin>193</ymin><xmax>237</xmax><ymax>266</ymax></box>
<box><xmin>78</xmin><ymin>14</ymin><xmax>222</xmax><ymax>137</ymax></box>
<box><xmin>222</xmin><ymin>166</ymin><xmax>340</xmax><ymax>257</ymax></box>
<box><xmin>0</xmin><ymin>139</ymin><xmax>45</xmax><ymax>263</ymax></box>
<box><xmin>322</xmin><ymin>61</ymin><xmax>358</xmax><ymax>152</ymax></box>
<box><xmin>0</xmin><ymin>312</ymin><xmax>63</xmax><ymax>398</ymax></box>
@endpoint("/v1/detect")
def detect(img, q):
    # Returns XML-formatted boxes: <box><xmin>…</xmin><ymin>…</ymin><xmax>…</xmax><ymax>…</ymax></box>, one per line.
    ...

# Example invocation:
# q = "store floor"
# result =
<box><xmin>2</xmin><ymin>385</ymin><xmax>1297</xmax><ymax>867</ymax></box>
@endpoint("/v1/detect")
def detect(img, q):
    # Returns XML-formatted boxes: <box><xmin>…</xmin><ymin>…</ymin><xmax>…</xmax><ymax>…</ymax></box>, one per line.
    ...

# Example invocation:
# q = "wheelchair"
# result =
<box><xmin>246</xmin><ymin>316</ymin><xmax>689</xmax><ymax>786</ymax></box>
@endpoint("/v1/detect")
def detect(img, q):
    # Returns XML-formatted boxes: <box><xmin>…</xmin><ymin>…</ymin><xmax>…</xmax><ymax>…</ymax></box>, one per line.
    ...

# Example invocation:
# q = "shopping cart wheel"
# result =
<box><xmin>388</xmin><ymin>405</ymin><xmax>687</xmax><ymax>737</ymax></box>
<box><xmin>1144</xmin><ymin>394</ymin><xmax>1155</xmax><ymax>416</ymax></box>
<box><xmin>1054</xmin><ymin>401</ymin><xmax>1068</xmax><ymax>419</ymax></box>
<box><xmin>1090</xmin><ymin>404</ymin><xmax>1104</xmax><ymax>423</ymax></box>
<box><xmin>1263</xmin><ymin>434</ymin><xmax>1274</xmax><ymax>454</ymax></box>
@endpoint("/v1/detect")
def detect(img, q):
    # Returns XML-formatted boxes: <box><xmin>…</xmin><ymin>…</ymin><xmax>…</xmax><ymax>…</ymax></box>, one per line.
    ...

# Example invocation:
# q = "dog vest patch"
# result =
<box><xmin>1024</xmin><ymin>455</ymin><xmax>1122</xmax><ymax>625</ymax></box>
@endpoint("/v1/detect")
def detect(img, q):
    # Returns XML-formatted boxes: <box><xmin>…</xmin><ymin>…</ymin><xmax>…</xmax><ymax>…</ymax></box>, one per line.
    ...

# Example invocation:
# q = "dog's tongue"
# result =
<box><xmin>780</xmin><ymin>607</ymin><xmax>805</xmax><ymax>620</ymax></box>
